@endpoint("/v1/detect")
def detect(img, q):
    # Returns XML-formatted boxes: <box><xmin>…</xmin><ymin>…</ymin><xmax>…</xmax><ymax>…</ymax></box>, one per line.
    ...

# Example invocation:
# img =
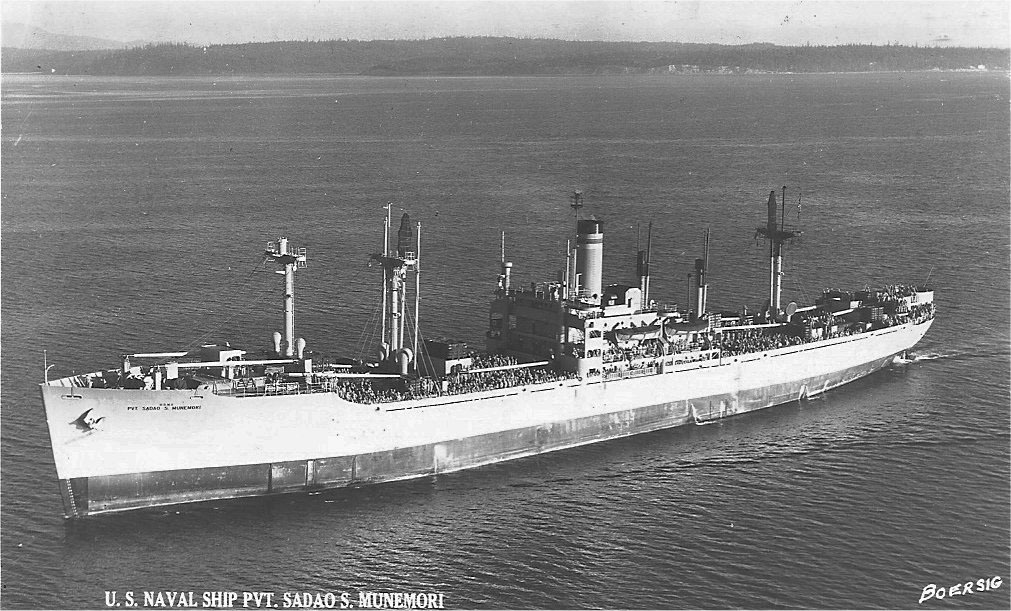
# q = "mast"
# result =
<box><xmin>499</xmin><ymin>230</ymin><xmax>512</xmax><ymax>294</ymax></box>
<box><xmin>645</xmin><ymin>222</ymin><xmax>653</xmax><ymax>304</ymax></box>
<box><xmin>570</xmin><ymin>190</ymin><xmax>583</xmax><ymax>230</ymax></box>
<box><xmin>570</xmin><ymin>191</ymin><xmax>582</xmax><ymax>297</ymax></box>
<box><xmin>265</xmin><ymin>237</ymin><xmax>307</xmax><ymax>357</ymax></box>
<box><xmin>695</xmin><ymin>227</ymin><xmax>710</xmax><ymax>316</ymax></box>
<box><xmin>413</xmin><ymin>220</ymin><xmax>421</xmax><ymax>364</ymax></box>
<box><xmin>381</xmin><ymin>204</ymin><xmax>391</xmax><ymax>350</ymax></box>
<box><xmin>562</xmin><ymin>238</ymin><xmax>571</xmax><ymax>349</ymax></box>
<box><xmin>563</xmin><ymin>239</ymin><xmax>571</xmax><ymax>300</ymax></box>
<box><xmin>637</xmin><ymin>221</ymin><xmax>653</xmax><ymax>305</ymax></box>
<box><xmin>637</xmin><ymin>222</ymin><xmax>642</xmax><ymax>298</ymax></box>
<box><xmin>370</xmin><ymin>211</ymin><xmax>419</xmax><ymax>374</ymax></box>
<box><xmin>686</xmin><ymin>272</ymin><xmax>694</xmax><ymax>318</ymax></box>
<box><xmin>755</xmin><ymin>187</ymin><xmax>801</xmax><ymax>317</ymax></box>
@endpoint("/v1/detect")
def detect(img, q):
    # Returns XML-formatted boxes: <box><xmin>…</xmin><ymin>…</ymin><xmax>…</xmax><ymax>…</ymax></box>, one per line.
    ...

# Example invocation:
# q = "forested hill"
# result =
<box><xmin>3</xmin><ymin>37</ymin><xmax>1007</xmax><ymax>76</ymax></box>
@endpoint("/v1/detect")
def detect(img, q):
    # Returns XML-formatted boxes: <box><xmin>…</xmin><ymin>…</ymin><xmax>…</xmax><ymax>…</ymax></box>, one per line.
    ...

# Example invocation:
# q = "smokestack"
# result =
<box><xmin>272</xmin><ymin>331</ymin><xmax>282</xmax><ymax>356</ymax></box>
<box><xmin>576</xmin><ymin>219</ymin><xmax>603</xmax><ymax>301</ymax></box>
<box><xmin>503</xmin><ymin>261</ymin><xmax>512</xmax><ymax>292</ymax></box>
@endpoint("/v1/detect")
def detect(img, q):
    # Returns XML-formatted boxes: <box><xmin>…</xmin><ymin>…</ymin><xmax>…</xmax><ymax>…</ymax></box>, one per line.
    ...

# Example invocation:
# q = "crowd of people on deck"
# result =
<box><xmin>334</xmin><ymin>364</ymin><xmax>575</xmax><ymax>404</ymax></box>
<box><xmin>603</xmin><ymin>340</ymin><xmax>666</xmax><ymax>363</ymax></box>
<box><xmin>447</xmin><ymin>366</ymin><xmax>572</xmax><ymax>394</ymax></box>
<box><xmin>334</xmin><ymin>379</ymin><xmax>408</xmax><ymax>404</ymax></box>
<box><xmin>872</xmin><ymin>284</ymin><xmax>921</xmax><ymax>302</ymax></box>
<box><xmin>719</xmin><ymin>328</ymin><xmax>807</xmax><ymax>357</ymax></box>
<box><xmin>468</xmin><ymin>352</ymin><xmax>519</xmax><ymax>369</ymax></box>
<box><xmin>795</xmin><ymin>309</ymin><xmax>837</xmax><ymax>328</ymax></box>
<box><xmin>907</xmin><ymin>302</ymin><xmax>935</xmax><ymax>324</ymax></box>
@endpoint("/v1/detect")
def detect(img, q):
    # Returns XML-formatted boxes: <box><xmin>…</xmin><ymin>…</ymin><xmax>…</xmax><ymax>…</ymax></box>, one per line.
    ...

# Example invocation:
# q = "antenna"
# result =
<box><xmin>570</xmin><ymin>190</ymin><xmax>583</xmax><ymax>230</ymax></box>
<box><xmin>781</xmin><ymin>185</ymin><xmax>787</xmax><ymax>232</ymax></box>
<box><xmin>570</xmin><ymin>190</ymin><xmax>583</xmax><ymax>212</ymax></box>
<box><xmin>569</xmin><ymin>191</ymin><xmax>583</xmax><ymax>296</ymax></box>
<box><xmin>704</xmin><ymin>226</ymin><xmax>710</xmax><ymax>271</ymax></box>
<box><xmin>500</xmin><ymin>230</ymin><xmax>506</xmax><ymax>264</ymax></box>
<box><xmin>645</xmin><ymin>221</ymin><xmax>653</xmax><ymax>304</ymax></box>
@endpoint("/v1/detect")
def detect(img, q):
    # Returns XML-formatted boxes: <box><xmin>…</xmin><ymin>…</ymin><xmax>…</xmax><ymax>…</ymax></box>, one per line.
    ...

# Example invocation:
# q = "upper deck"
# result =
<box><xmin>44</xmin><ymin>287</ymin><xmax>934</xmax><ymax>407</ymax></box>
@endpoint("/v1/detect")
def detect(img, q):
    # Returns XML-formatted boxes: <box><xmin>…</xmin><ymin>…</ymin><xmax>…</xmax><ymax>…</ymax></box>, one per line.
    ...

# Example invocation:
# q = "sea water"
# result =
<box><xmin>2</xmin><ymin>72</ymin><xmax>1008</xmax><ymax>609</ymax></box>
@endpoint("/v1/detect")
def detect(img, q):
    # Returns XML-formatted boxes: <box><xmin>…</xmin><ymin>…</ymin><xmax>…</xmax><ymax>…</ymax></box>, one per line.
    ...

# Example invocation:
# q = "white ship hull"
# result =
<box><xmin>41</xmin><ymin>318</ymin><xmax>932</xmax><ymax>518</ymax></box>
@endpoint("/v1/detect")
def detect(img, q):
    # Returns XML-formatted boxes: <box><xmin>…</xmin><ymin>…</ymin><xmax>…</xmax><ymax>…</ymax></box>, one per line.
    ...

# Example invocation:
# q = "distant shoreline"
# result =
<box><xmin>3</xmin><ymin>38</ymin><xmax>1007</xmax><ymax>77</ymax></box>
<box><xmin>2</xmin><ymin>69</ymin><xmax>1006</xmax><ymax>78</ymax></box>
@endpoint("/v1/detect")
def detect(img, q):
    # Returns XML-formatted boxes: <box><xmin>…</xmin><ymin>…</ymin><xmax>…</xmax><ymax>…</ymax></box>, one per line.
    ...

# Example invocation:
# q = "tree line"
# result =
<box><xmin>3</xmin><ymin>37</ymin><xmax>1007</xmax><ymax>76</ymax></box>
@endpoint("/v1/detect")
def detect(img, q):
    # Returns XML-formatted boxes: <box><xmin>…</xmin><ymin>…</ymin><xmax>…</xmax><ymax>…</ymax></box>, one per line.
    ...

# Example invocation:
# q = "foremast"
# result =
<box><xmin>371</xmin><ymin>207</ymin><xmax>422</xmax><ymax>375</ymax></box>
<box><xmin>265</xmin><ymin>238</ymin><xmax>308</xmax><ymax>357</ymax></box>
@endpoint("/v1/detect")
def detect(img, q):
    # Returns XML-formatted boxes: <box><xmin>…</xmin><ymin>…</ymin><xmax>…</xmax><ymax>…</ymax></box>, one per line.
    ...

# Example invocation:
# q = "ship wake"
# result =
<box><xmin>893</xmin><ymin>350</ymin><xmax>953</xmax><ymax>365</ymax></box>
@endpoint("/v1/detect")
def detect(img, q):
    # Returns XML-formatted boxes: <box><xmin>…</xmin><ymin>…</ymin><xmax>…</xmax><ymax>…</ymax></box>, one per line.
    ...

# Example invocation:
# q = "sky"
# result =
<box><xmin>2</xmin><ymin>0</ymin><xmax>1008</xmax><ymax>47</ymax></box>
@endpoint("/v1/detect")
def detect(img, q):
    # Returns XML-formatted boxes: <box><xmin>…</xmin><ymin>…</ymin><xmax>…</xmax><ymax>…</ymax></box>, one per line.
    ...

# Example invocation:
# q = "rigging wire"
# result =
<box><xmin>790</xmin><ymin>275</ymin><xmax>814</xmax><ymax>308</ymax></box>
<box><xmin>355</xmin><ymin>284</ymin><xmax>385</xmax><ymax>361</ymax></box>
<box><xmin>403</xmin><ymin>307</ymin><xmax>438</xmax><ymax>378</ymax></box>
<box><xmin>360</xmin><ymin>309</ymin><xmax>382</xmax><ymax>363</ymax></box>
<box><xmin>182</xmin><ymin>256</ymin><xmax>270</xmax><ymax>352</ymax></box>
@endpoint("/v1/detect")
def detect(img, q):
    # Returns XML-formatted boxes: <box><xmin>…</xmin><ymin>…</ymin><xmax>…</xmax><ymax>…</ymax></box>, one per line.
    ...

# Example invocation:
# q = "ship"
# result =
<box><xmin>40</xmin><ymin>189</ymin><xmax>935</xmax><ymax>518</ymax></box>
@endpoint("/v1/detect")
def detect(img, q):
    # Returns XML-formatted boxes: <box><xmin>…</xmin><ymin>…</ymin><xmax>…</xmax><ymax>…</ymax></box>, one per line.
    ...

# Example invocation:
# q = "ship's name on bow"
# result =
<box><xmin>126</xmin><ymin>403</ymin><xmax>201</xmax><ymax>411</ymax></box>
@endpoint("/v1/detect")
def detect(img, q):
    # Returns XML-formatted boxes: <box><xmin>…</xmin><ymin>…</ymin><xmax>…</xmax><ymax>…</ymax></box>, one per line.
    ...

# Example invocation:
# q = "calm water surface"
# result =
<box><xmin>2</xmin><ymin>72</ymin><xmax>1009</xmax><ymax>609</ymax></box>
